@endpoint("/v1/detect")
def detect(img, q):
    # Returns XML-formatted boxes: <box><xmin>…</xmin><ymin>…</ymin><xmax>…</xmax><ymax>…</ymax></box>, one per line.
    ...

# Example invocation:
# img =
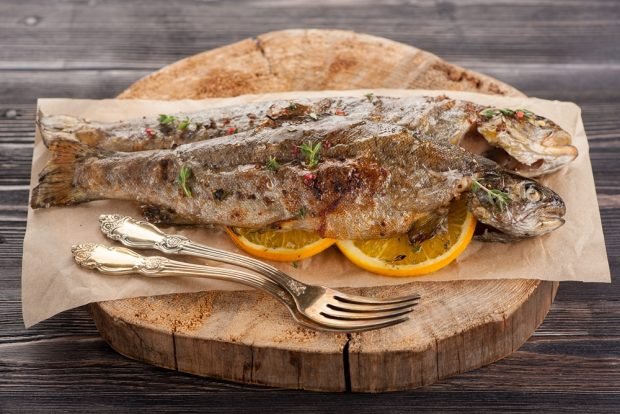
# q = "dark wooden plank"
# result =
<box><xmin>1</xmin><ymin>0</ymin><xmax>619</xmax><ymax>70</ymax></box>
<box><xmin>0</xmin><ymin>71</ymin><xmax>148</xmax><ymax>105</ymax></box>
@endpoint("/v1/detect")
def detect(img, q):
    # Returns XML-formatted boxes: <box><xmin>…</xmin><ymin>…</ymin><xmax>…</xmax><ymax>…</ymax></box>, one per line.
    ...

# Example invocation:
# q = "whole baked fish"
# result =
<box><xmin>39</xmin><ymin>95</ymin><xmax>577</xmax><ymax>177</ymax></box>
<box><xmin>31</xmin><ymin>117</ymin><xmax>565</xmax><ymax>242</ymax></box>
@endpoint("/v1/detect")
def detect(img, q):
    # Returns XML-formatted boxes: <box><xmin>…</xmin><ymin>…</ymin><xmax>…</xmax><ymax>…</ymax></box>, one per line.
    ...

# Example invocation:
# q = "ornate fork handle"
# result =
<box><xmin>99</xmin><ymin>215</ymin><xmax>309</xmax><ymax>297</ymax></box>
<box><xmin>71</xmin><ymin>243</ymin><xmax>295</xmax><ymax>308</ymax></box>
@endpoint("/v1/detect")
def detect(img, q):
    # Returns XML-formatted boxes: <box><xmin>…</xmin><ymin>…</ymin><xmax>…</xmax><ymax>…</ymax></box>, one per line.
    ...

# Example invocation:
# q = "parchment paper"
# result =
<box><xmin>22</xmin><ymin>89</ymin><xmax>611</xmax><ymax>327</ymax></box>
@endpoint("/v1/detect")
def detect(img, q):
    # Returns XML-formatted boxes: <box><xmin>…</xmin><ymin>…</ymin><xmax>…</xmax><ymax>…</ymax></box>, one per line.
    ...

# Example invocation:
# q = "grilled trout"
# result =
<box><xmin>31</xmin><ymin>117</ymin><xmax>565</xmax><ymax>241</ymax></box>
<box><xmin>39</xmin><ymin>95</ymin><xmax>577</xmax><ymax>177</ymax></box>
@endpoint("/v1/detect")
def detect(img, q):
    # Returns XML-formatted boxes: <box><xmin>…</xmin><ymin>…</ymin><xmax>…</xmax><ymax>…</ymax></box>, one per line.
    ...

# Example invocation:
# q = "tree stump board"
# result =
<box><xmin>89</xmin><ymin>29</ymin><xmax>558</xmax><ymax>392</ymax></box>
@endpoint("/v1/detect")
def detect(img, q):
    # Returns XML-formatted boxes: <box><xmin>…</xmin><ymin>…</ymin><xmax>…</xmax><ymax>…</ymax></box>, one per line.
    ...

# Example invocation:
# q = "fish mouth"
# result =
<box><xmin>474</xmin><ymin>215</ymin><xmax>565</xmax><ymax>242</ymax></box>
<box><xmin>540</xmin><ymin>216</ymin><xmax>565</xmax><ymax>232</ymax></box>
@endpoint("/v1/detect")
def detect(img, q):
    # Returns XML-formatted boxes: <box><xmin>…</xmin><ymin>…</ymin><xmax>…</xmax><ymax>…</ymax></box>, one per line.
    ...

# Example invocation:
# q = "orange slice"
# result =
<box><xmin>336</xmin><ymin>198</ymin><xmax>476</xmax><ymax>277</ymax></box>
<box><xmin>226</xmin><ymin>227</ymin><xmax>336</xmax><ymax>262</ymax></box>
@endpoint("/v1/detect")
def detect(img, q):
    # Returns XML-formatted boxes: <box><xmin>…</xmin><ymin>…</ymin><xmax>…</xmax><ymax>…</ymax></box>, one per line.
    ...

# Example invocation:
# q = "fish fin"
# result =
<box><xmin>30</xmin><ymin>139</ymin><xmax>108</xmax><ymax>209</ymax></box>
<box><xmin>407</xmin><ymin>208</ymin><xmax>449</xmax><ymax>244</ymax></box>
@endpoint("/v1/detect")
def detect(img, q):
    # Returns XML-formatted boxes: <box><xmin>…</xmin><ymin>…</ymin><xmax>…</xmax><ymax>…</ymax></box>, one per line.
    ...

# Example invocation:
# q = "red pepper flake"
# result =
<box><xmin>227</xmin><ymin>127</ymin><xmax>237</xmax><ymax>135</ymax></box>
<box><xmin>291</xmin><ymin>145</ymin><xmax>301</xmax><ymax>156</ymax></box>
<box><xmin>334</xmin><ymin>109</ymin><xmax>346</xmax><ymax>116</ymax></box>
<box><xmin>145</xmin><ymin>127</ymin><xmax>155</xmax><ymax>138</ymax></box>
<box><xmin>323</xmin><ymin>140</ymin><xmax>332</xmax><ymax>149</ymax></box>
<box><xmin>515</xmin><ymin>111</ymin><xmax>525</xmax><ymax>119</ymax></box>
<box><xmin>303</xmin><ymin>173</ymin><xmax>316</xmax><ymax>187</ymax></box>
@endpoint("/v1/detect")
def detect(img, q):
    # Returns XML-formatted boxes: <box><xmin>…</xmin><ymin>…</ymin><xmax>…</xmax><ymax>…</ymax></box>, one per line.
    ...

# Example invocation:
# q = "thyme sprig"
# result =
<box><xmin>159</xmin><ymin>114</ymin><xmax>194</xmax><ymax>131</ymax></box>
<box><xmin>299</xmin><ymin>141</ymin><xmax>322</xmax><ymax>168</ymax></box>
<box><xmin>480</xmin><ymin>108</ymin><xmax>535</xmax><ymax>119</ymax></box>
<box><xmin>177</xmin><ymin>165</ymin><xmax>193</xmax><ymax>198</ymax></box>
<box><xmin>178</xmin><ymin>117</ymin><xmax>191</xmax><ymax>130</ymax></box>
<box><xmin>266</xmin><ymin>156</ymin><xmax>280</xmax><ymax>171</ymax></box>
<box><xmin>158</xmin><ymin>114</ymin><xmax>177</xmax><ymax>125</ymax></box>
<box><xmin>296</xmin><ymin>206</ymin><xmax>307</xmax><ymax>218</ymax></box>
<box><xmin>471</xmin><ymin>178</ymin><xmax>511</xmax><ymax>211</ymax></box>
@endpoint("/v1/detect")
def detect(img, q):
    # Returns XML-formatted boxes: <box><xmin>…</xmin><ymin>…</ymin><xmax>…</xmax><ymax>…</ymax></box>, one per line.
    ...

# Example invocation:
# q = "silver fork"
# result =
<box><xmin>98</xmin><ymin>214</ymin><xmax>420</xmax><ymax>330</ymax></box>
<box><xmin>72</xmin><ymin>243</ymin><xmax>412</xmax><ymax>332</ymax></box>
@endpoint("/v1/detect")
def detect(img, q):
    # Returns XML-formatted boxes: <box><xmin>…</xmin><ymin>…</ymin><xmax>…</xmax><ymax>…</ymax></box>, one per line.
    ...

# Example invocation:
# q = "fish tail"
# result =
<box><xmin>30</xmin><ymin>139</ymin><xmax>109</xmax><ymax>209</ymax></box>
<box><xmin>37</xmin><ymin>111</ymin><xmax>82</xmax><ymax>148</ymax></box>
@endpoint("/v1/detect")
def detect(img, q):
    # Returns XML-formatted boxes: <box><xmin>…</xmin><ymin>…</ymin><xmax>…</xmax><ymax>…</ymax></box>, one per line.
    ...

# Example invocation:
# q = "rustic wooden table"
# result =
<box><xmin>1</xmin><ymin>1</ymin><xmax>618</xmax><ymax>412</ymax></box>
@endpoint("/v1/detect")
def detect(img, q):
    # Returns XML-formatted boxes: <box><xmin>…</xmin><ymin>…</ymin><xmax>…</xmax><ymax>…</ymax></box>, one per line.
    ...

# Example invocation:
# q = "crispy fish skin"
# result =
<box><xmin>31</xmin><ymin>117</ymin><xmax>566</xmax><ymax>241</ymax></box>
<box><xmin>32</xmin><ymin>120</ymin><xmax>475</xmax><ymax>240</ymax></box>
<box><xmin>36</xmin><ymin>100</ymin><xmax>325</xmax><ymax>152</ymax></box>
<box><xmin>39</xmin><ymin>95</ymin><xmax>577</xmax><ymax>176</ymax></box>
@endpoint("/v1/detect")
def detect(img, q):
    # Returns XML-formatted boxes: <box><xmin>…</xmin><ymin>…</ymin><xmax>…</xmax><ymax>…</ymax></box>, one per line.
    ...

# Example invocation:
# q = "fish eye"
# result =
<box><xmin>524</xmin><ymin>184</ymin><xmax>541</xmax><ymax>202</ymax></box>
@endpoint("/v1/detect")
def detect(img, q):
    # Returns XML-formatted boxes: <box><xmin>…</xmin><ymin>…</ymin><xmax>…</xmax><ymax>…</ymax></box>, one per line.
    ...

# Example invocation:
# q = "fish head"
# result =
<box><xmin>476</xmin><ymin>108</ymin><xmax>578</xmax><ymax>177</ymax></box>
<box><xmin>469</xmin><ymin>171</ymin><xmax>566</xmax><ymax>240</ymax></box>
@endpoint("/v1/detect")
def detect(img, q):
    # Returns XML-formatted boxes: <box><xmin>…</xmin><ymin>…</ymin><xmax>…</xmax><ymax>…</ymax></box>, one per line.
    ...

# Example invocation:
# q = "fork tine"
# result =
<box><xmin>318</xmin><ymin>316</ymin><xmax>410</xmax><ymax>332</ymax></box>
<box><xmin>333</xmin><ymin>292</ymin><xmax>421</xmax><ymax>305</ymax></box>
<box><xmin>320</xmin><ymin>306</ymin><xmax>414</xmax><ymax>321</ymax></box>
<box><xmin>327</xmin><ymin>298</ymin><xmax>419</xmax><ymax>313</ymax></box>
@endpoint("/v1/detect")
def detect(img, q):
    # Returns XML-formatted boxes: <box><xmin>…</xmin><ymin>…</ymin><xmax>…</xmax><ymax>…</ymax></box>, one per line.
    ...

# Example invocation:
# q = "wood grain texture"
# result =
<box><xmin>1</xmin><ymin>0</ymin><xmax>618</xmax><ymax>411</ymax></box>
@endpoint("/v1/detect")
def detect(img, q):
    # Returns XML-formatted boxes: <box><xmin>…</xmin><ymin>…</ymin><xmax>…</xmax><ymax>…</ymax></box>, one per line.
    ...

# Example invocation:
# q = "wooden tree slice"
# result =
<box><xmin>90</xmin><ymin>29</ymin><xmax>558</xmax><ymax>392</ymax></box>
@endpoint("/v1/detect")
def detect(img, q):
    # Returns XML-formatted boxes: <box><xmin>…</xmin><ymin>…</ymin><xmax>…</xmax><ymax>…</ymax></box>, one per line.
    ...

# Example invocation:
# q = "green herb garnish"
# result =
<box><xmin>480</xmin><ymin>108</ymin><xmax>535</xmax><ymax>119</ymax></box>
<box><xmin>296</xmin><ymin>206</ymin><xmax>307</xmax><ymax>218</ymax></box>
<box><xmin>364</xmin><ymin>92</ymin><xmax>374</xmax><ymax>102</ymax></box>
<box><xmin>288</xmin><ymin>101</ymin><xmax>298</xmax><ymax>110</ymax></box>
<box><xmin>291</xmin><ymin>261</ymin><xmax>299</xmax><ymax>269</ymax></box>
<box><xmin>158</xmin><ymin>114</ymin><xmax>177</xmax><ymax>125</ymax></box>
<box><xmin>471</xmin><ymin>178</ymin><xmax>511</xmax><ymax>211</ymax></box>
<box><xmin>299</xmin><ymin>141</ymin><xmax>322</xmax><ymax>168</ymax></box>
<box><xmin>266</xmin><ymin>156</ymin><xmax>280</xmax><ymax>171</ymax></box>
<box><xmin>177</xmin><ymin>165</ymin><xmax>193</xmax><ymax>198</ymax></box>
<box><xmin>178</xmin><ymin>117</ymin><xmax>191</xmax><ymax>130</ymax></box>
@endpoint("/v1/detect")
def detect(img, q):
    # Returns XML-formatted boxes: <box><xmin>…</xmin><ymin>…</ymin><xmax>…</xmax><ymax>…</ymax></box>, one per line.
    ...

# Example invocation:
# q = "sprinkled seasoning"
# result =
<box><xmin>480</xmin><ymin>108</ymin><xmax>535</xmax><ymax>119</ymax></box>
<box><xmin>303</xmin><ymin>173</ymin><xmax>316</xmax><ymax>187</ymax></box>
